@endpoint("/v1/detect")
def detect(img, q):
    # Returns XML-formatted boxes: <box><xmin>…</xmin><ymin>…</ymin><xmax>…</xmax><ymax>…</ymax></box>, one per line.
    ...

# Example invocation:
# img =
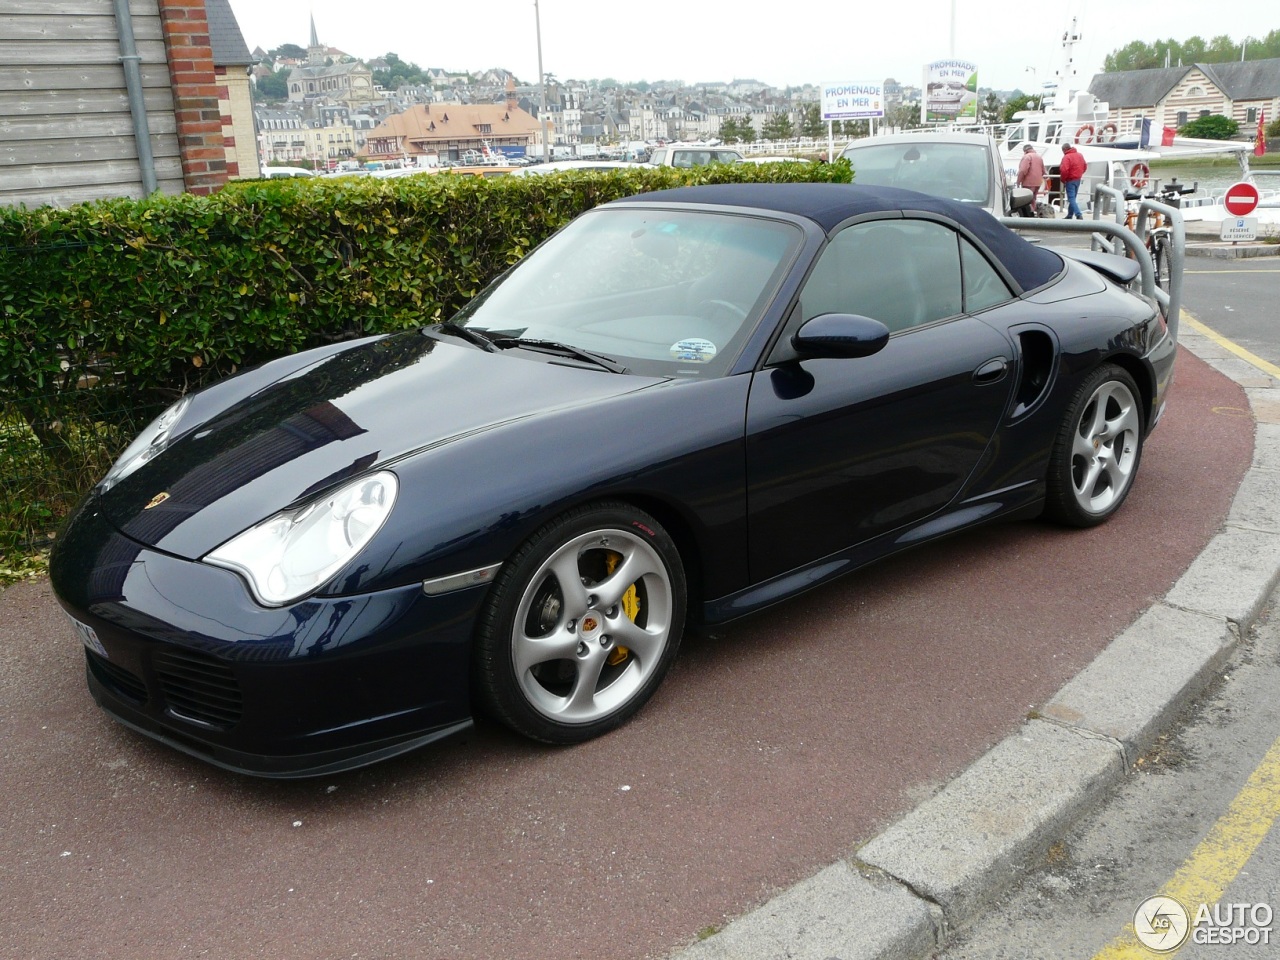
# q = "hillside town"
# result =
<box><xmin>249</xmin><ymin>15</ymin><xmax>925</xmax><ymax>170</ymax></box>
<box><xmin>4</xmin><ymin>0</ymin><xmax>1277</xmax><ymax>207</ymax></box>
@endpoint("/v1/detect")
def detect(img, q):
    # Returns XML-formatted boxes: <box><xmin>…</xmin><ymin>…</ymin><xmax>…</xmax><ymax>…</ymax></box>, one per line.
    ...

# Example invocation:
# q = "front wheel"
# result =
<box><xmin>1044</xmin><ymin>365</ymin><xmax>1144</xmax><ymax>527</ymax></box>
<box><xmin>1151</xmin><ymin>235</ymin><xmax>1172</xmax><ymax>318</ymax></box>
<box><xmin>474</xmin><ymin>502</ymin><xmax>686</xmax><ymax>744</ymax></box>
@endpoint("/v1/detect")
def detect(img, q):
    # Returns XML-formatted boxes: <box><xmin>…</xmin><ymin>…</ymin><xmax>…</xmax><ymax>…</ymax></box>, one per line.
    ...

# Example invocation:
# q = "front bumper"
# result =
<box><xmin>51</xmin><ymin>499</ymin><xmax>484</xmax><ymax>778</ymax></box>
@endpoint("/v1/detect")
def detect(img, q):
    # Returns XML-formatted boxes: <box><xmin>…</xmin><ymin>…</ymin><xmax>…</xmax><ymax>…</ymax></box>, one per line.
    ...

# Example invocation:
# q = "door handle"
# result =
<box><xmin>973</xmin><ymin>358</ymin><xmax>1008</xmax><ymax>384</ymax></box>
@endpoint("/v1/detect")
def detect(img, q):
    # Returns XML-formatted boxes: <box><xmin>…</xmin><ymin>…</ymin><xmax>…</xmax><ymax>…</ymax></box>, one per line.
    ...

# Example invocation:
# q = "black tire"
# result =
<box><xmin>473</xmin><ymin>501</ymin><xmax>686</xmax><ymax>744</ymax></box>
<box><xmin>1151</xmin><ymin>236</ymin><xmax>1172</xmax><ymax>317</ymax></box>
<box><xmin>1044</xmin><ymin>364</ymin><xmax>1145</xmax><ymax>528</ymax></box>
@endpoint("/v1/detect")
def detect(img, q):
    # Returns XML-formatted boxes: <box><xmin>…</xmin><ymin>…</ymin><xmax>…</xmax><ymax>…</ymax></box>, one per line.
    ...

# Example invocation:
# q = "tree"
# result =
<box><xmin>270</xmin><ymin>43</ymin><xmax>306</xmax><ymax>61</ymax></box>
<box><xmin>253</xmin><ymin>67</ymin><xmax>290</xmax><ymax>102</ymax></box>
<box><xmin>884</xmin><ymin>103</ymin><xmax>922</xmax><ymax>132</ymax></box>
<box><xmin>719</xmin><ymin>116</ymin><xmax>755</xmax><ymax>143</ymax></box>
<box><xmin>980</xmin><ymin>92</ymin><xmax>1003</xmax><ymax>125</ymax></box>
<box><xmin>1002</xmin><ymin>93</ymin><xmax>1039</xmax><ymax>124</ymax></box>
<box><xmin>1103</xmin><ymin>30</ymin><xmax>1280</xmax><ymax>71</ymax></box>
<box><xmin>1178</xmin><ymin>114</ymin><xmax>1238</xmax><ymax>139</ymax></box>
<box><xmin>760</xmin><ymin>112</ymin><xmax>794</xmax><ymax>141</ymax></box>
<box><xmin>799</xmin><ymin>104</ymin><xmax>826</xmax><ymax>139</ymax></box>
<box><xmin>373</xmin><ymin>52</ymin><xmax>427</xmax><ymax>89</ymax></box>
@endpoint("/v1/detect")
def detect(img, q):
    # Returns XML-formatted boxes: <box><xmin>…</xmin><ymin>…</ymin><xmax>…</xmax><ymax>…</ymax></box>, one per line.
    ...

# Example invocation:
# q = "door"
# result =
<box><xmin>745</xmin><ymin>218</ymin><xmax>1015</xmax><ymax>582</ymax></box>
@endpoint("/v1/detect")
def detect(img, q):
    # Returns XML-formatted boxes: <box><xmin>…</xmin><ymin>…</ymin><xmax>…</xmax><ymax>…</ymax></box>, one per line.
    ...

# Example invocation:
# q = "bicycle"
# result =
<box><xmin>1122</xmin><ymin>181</ymin><xmax>1192</xmax><ymax>314</ymax></box>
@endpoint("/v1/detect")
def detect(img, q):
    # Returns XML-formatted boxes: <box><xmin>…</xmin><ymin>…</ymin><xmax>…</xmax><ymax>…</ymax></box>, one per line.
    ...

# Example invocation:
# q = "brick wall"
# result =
<box><xmin>158</xmin><ymin>0</ymin><xmax>229</xmax><ymax>194</ymax></box>
<box><xmin>218</xmin><ymin>65</ymin><xmax>260</xmax><ymax>179</ymax></box>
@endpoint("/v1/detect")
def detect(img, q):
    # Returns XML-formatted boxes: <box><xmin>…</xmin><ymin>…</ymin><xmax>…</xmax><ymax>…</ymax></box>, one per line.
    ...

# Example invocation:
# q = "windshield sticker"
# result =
<box><xmin>671</xmin><ymin>338</ymin><xmax>718</xmax><ymax>363</ymax></box>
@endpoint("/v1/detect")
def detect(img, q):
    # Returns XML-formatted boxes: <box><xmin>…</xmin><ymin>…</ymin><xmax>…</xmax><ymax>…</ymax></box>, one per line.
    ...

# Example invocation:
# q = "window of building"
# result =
<box><xmin>1247</xmin><ymin>107</ymin><xmax>1258</xmax><ymax>123</ymax></box>
<box><xmin>1177</xmin><ymin>111</ymin><xmax>1189</xmax><ymax>125</ymax></box>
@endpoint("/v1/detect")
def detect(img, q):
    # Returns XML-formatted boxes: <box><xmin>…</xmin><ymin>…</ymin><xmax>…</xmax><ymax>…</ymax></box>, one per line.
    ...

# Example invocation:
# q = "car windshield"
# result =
<box><xmin>841</xmin><ymin>142</ymin><xmax>993</xmax><ymax>206</ymax></box>
<box><xmin>451</xmin><ymin>207</ymin><xmax>802</xmax><ymax>377</ymax></box>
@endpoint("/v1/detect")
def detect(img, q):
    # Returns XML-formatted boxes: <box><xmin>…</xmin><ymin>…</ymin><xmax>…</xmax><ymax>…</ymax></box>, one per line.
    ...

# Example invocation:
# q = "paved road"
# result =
<box><xmin>0</xmin><ymin>284</ymin><xmax>1259</xmax><ymax>960</ymax></box>
<box><xmin>938</xmin><ymin>589</ymin><xmax>1280</xmax><ymax>959</ymax></box>
<box><xmin>1182</xmin><ymin>258</ymin><xmax>1280</xmax><ymax>369</ymax></box>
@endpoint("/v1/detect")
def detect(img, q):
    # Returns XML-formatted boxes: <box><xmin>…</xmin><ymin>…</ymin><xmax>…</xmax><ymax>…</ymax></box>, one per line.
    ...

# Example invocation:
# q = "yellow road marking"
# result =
<box><xmin>1181</xmin><ymin>311</ymin><xmax>1280</xmax><ymax>379</ymax></box>
<box><xmin>1091</xmin><ymin>733</ymin><xmax>1280</xmax><ymax>958</ymax></box>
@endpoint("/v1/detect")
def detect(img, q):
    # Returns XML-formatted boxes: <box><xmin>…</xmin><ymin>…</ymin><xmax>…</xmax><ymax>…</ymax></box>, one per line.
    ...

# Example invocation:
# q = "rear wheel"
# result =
<box><xmin>474</xmin><ymin>502</ymin><xmax>686</xmax><ymax>744</ymax></box>
<box><xmin>1151</xmin><ymin>235</ymin><xmax>1172</xmax><ymax>318</ymax></box>
<box><xmin>1044</xmin><ymin>365</ymin><xmax>1144</xmax><ymax>527</ymax></box>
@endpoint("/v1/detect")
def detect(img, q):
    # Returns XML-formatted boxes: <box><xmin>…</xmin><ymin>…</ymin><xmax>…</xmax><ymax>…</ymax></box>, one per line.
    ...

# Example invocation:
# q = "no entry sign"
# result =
<box><xmin>1224</xmin><ymin>181</ymin><xmax>1261</xmax><ymax>217</ymax></box>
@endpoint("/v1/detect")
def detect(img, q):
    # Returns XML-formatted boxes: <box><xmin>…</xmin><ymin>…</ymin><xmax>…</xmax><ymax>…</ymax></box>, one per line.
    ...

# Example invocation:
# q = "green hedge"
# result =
<box><xmin>0</xmin><ymin>160</ymin><xmax>850</xmax><ymax>561</ymax></box>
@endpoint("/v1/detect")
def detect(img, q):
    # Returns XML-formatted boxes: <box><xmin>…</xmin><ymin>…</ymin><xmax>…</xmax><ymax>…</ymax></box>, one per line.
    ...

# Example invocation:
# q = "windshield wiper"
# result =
<box><xmin>432</xmin><ymin>322</ymin><xmax>497</xmax><ymax>352</ymax></box>
<box><xmin>491</xmin><ymin>337</ymin><xmax>629</xmax><ymax>373</ymax></box>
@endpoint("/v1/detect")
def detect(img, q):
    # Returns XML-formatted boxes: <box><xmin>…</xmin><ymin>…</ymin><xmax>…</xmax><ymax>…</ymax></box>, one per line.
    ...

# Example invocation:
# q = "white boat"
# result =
<box><xmin>985</xmin><ymin>19</ymin><xmax>1264</xmax><ymax>214</ymax></box>
<box><xmin>1176</xmin><ymin>170</ymin><xmax>1280</xmax><ymax>228</ymax></box>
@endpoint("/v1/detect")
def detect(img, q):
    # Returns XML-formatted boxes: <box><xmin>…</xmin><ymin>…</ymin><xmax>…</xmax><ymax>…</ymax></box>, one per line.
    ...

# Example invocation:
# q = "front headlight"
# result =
<box><xmin>99</xmin><ymin>396</ymin><xmax>193</xmax><ymax>491</ymax></box>
<box><xmin>205</xmin><ymin>471</ymin><xmax>398</xmax><ymax>606</ymax></box>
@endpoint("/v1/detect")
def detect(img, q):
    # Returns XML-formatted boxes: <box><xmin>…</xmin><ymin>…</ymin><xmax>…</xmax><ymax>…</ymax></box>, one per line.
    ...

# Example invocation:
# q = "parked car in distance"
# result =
<box><xmin>261</xmin><ymin>166</ymin><xmax>316</xmax><ymax>179</ymax></box>
<box><xmin>51</xmin><ymin>183</ymin><xmax>1173</xmax><ymax>778</ymax></box>
<box><xmin>512</xmin><ymin>160</ymin><xmax>641</xmax><ymax>176</ymax></box>
<box><xmin>840</xmin><ymin>132</ymin><xmax>1034</xmax><ymax>217</ymax></box>
<box><xmin>740</xmin><ymin>156</ymin><xmax>811</xmax><ymax>165</ymax></box>
<box><xmin>647</xmin><ymin>144</ymin><xmax>744</xmax><ymax>168</ymax></box>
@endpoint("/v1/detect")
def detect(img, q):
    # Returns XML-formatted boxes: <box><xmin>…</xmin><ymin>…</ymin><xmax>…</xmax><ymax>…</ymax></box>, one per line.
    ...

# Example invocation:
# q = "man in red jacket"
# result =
<box><xmin>1059</xmin><ymin>143</ymin><xmax>1087</xmax><ymax>219</ymax></box>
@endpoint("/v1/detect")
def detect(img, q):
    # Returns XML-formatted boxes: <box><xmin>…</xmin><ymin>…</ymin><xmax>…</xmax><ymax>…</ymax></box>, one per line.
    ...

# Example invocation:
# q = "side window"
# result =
<box><xmin>799</xmin><ymin>220</ymin><xmax>963</xmax><ymax>333</ymax></box>
<box><xmin>960</xmin><ymin>239</ymin><xmax>1014</xmax><ymax>312</ymax></box>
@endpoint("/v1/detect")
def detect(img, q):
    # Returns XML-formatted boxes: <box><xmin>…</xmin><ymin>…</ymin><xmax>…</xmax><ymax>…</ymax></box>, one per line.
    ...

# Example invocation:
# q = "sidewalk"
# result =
<box><xmin>671</xmin><ymin>325</ymin><xmax>1280</xmax><ymax>960</ymax></box>
<box><xmin>1183</xmin><ymin>217</ymin><xmax>1279</xmax><ymax>258</ymax></box>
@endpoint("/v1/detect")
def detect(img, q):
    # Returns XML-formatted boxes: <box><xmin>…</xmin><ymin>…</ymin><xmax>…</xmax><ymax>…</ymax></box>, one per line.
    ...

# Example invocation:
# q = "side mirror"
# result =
<box><xmin>1009</xmin><ymin>186</ymin><xmax>1035</xmax><ymax>212</ymax></box>
<box><xmin>792</xmin><ymin>313</ymin><xmax>890</xmax><ymax>359</ymax></box>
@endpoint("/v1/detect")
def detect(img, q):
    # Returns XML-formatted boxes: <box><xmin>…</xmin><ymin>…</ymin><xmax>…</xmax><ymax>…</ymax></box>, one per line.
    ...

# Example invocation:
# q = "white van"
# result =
<box><xmin>646</xmin><ymin>145</ymin><xmax>744</xmax><ymax>168</ymax></box>
<box><xmin>262</xmin><ymin>166</ymin><xmax>315</xmax><ymax>179</ymax></box>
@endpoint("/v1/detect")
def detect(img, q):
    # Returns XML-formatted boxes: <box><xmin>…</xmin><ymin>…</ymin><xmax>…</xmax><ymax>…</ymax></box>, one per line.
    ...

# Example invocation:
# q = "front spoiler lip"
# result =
<box><xmin>86</xmin><ymin>658</ymin><xmax>473</xmax><ymax>779</ymax></box>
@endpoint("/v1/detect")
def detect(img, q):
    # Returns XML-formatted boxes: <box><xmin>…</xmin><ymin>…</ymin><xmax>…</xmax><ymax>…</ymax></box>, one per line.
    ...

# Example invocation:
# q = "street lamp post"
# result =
<box><xmin>534</xmin><ymin>0</ymin><xmax>549</xmax><ymax>162</ymax></box>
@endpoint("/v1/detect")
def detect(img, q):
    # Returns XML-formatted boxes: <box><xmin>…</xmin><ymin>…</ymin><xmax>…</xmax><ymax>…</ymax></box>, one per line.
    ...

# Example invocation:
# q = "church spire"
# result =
<box><xmin>307</xmin><ymin>14</ymin><xmax>324</xmax><ymax>66</ymax></box>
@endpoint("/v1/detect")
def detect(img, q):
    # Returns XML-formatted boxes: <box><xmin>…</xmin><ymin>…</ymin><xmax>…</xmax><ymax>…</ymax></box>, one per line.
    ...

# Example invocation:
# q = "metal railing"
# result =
<box><xmin>998</xmin><ymin>188</ymin><xmax>1185</xmax><ymax>342</ymax></box>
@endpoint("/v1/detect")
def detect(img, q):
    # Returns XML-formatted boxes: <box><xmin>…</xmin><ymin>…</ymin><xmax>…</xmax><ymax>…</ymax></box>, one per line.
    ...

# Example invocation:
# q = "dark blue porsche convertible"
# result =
<box><xmin>50</xmin><ymin>184</ymin><xmax>1175</xmax><ymax>777</ymax></box>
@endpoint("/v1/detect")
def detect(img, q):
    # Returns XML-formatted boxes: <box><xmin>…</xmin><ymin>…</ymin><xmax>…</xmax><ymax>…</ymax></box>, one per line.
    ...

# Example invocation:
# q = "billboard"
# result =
<box><xmin>924</xmin><ymin>60</ymin><xmax>977</xmax><ymax>121</ymax></box>
<box><xmin>821</xmin><ymin>82</ymin><xmax>885</xmax><ymax>121</ymax></box>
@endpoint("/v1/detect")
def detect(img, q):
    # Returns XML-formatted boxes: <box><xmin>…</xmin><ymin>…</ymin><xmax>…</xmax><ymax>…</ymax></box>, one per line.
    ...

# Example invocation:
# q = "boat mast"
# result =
<box><xmin>1052</xmin><ymin>18</ymin><xmax>1082</xmax><ymax>111</ymax></box>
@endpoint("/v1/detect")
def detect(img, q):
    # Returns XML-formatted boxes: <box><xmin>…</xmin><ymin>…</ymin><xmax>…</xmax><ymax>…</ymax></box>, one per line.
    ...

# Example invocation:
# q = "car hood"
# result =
<box><xmin>98</xmin><ymin>331</ymin><xmax>659</xmax><ymax>559</ymax></box>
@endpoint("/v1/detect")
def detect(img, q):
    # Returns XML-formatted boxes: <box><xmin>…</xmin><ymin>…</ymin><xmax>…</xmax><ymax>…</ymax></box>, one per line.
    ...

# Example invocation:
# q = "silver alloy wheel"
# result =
<box><xmin>1070</xmin><ymin>378</ymin><xmax>1141</xmax><ymax>515</ymax></box>
<box><xmin>511</xmin><ymin>527</ymin><xmax>674</xmax><ymax>725</ymax></box>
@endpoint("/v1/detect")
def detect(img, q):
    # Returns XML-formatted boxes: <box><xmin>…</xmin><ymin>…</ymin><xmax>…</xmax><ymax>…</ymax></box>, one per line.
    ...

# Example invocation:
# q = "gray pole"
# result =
<box><xmin>535</xmin><ymin>0</ymin><xmax>549</xmax><ymax>162</ymax></box>
<box><xmin>112</xmin><ymin>0</ymin><xmax>158</xmax><ymax>194</ymax></box>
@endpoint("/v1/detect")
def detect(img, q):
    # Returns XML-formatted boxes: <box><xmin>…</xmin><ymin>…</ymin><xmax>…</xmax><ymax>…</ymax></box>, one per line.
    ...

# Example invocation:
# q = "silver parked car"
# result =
<box><xmin>840</xmin><ymin>132</ymin><xmax>1033</xmax><ymax>217</ymax></box>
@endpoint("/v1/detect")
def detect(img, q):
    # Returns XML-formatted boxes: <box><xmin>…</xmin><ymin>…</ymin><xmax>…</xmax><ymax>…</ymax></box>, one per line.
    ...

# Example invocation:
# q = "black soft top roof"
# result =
<box><xmin>609</xmin><ymin>183</ymin><xmax>1063</xmax><ymax>293</ymax></box>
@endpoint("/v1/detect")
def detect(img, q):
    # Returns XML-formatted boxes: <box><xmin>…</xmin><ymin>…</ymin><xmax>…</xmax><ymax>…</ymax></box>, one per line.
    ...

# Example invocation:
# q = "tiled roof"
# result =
<box><xmin>1089</xmin><ymin>58</ymin><xmax>1280</xmax><ymax>107</ymax></box>
<box><xmin>204</xmin><ymin>0</ymin><xmax>252</xmax><ymax>67</ymax></box>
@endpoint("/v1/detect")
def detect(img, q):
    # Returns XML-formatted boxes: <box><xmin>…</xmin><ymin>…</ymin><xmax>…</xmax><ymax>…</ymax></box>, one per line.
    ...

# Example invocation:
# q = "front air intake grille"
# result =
<box><xmin>86</xmin><ymin>650</ymin><xmax>148</xmax><ymax>704</ymax></box>
<box><xmin>153</xmin><ymin>649</ymin><xmax>243</xmax><ymax>728</ymax></box>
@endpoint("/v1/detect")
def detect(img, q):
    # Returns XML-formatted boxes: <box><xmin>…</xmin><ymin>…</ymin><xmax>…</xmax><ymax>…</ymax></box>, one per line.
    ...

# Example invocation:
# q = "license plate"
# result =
<box><xmin>66</xmin><ymin>614</ymin><xmax>107</xmax><ymax>659</ymax></box>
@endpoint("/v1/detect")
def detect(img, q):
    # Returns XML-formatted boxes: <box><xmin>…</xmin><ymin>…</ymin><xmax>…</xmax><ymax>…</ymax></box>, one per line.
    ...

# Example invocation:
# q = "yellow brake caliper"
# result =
<box><xmin>605</xmin><ymin>551</ymin><xmax>638</xmax><ymax>665</ymax></box>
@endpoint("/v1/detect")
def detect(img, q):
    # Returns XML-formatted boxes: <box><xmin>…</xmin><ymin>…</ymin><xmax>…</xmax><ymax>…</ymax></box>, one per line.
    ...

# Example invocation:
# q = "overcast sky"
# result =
<box><xmin>225</xmin><ymin>0</ymin><xmax>1278</xmax><ymax>93</ymax></box>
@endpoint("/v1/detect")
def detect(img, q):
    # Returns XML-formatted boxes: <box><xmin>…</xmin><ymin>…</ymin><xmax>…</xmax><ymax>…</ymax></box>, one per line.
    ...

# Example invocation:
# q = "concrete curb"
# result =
<box><xmin>1186</xmin><ymin>243</ymin><xmax>1280</xmax><ymax>259</ymax></box>
<box><xmin>671</xmin><ymin>326</ymin><xmax>1280</xmax><ymax>960</ymax></box>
